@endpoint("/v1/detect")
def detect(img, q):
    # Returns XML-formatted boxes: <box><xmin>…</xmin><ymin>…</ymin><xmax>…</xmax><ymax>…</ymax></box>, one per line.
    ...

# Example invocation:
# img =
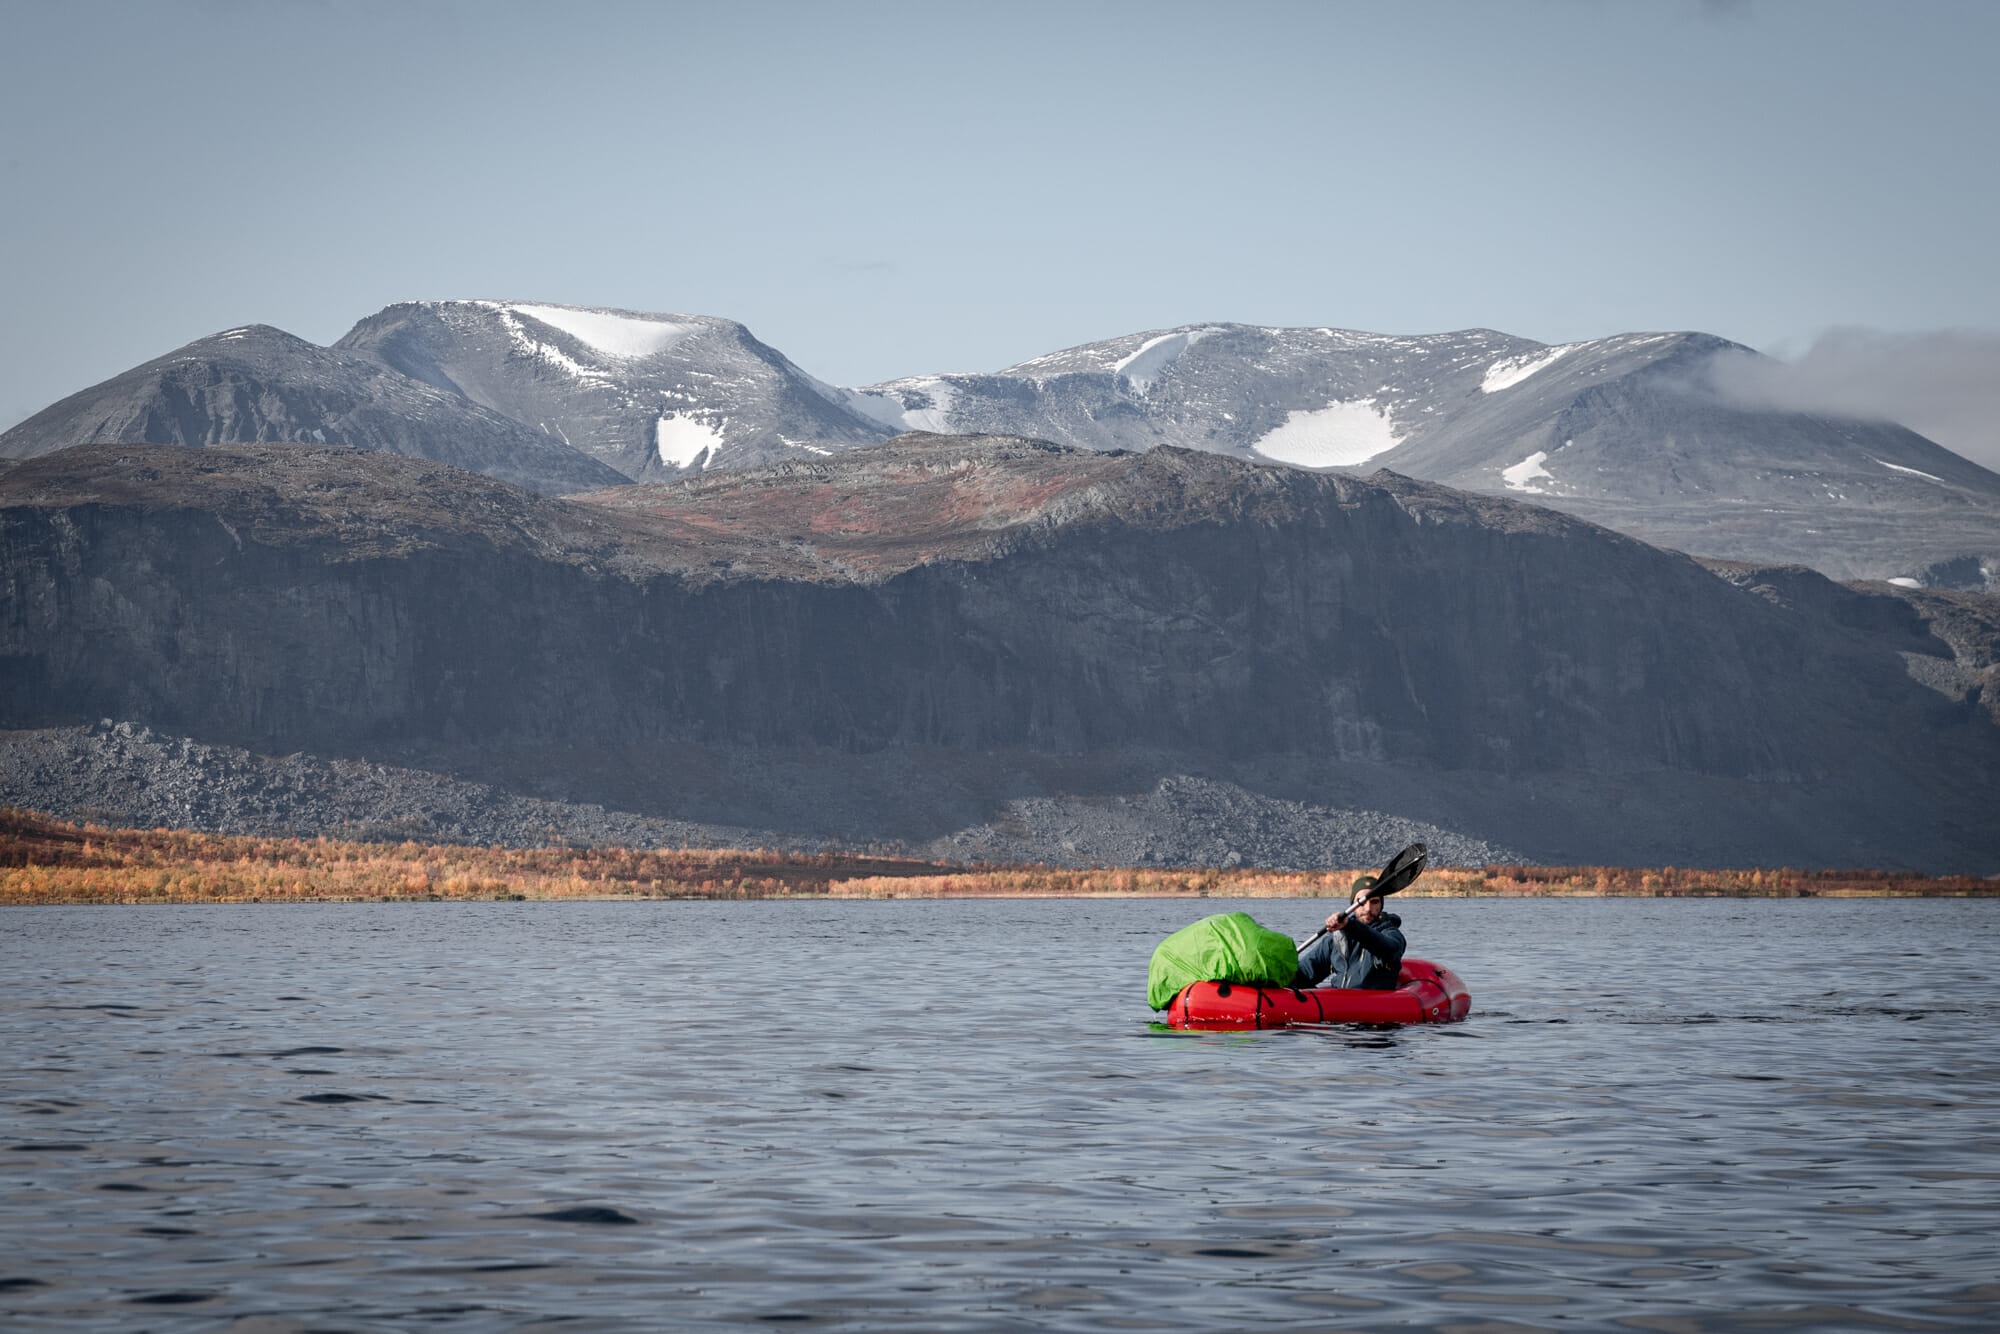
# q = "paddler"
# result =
<box><xmin>1295</xmin><ymin>875</ymin><xmax>1406</xmax><ymax>990</ymax></box>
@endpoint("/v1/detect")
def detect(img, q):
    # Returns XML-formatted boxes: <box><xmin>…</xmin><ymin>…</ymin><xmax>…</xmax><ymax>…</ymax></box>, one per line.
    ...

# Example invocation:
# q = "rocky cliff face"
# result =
<box><xmin>3</xmin><ymin>437</ymin><xmax>1994</xmax><ymax>868</ymax></box>
<box><xmin>1702</xmin><ymin>558</ymin><xmax>2000</xmax><ymax>729</ymax></box>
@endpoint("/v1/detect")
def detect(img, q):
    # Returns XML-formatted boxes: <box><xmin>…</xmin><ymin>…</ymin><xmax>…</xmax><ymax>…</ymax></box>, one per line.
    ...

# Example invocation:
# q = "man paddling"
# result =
<box><xmin>1295</xmin><ymin>874</ymin><xmax>1407</xmax><ymax>991</ymax></box>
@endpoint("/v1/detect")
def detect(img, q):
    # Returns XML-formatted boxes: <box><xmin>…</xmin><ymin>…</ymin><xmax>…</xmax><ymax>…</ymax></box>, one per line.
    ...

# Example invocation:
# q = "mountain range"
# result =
<box><xmin>5</xmin><ymin>301</ymin><xmax>1998</xmax><ymax>582</ymax></box>
<box><xmin>3</xmin><ymin>436</ymin><xmax>1995</xmax><ymax>870</ymax></box>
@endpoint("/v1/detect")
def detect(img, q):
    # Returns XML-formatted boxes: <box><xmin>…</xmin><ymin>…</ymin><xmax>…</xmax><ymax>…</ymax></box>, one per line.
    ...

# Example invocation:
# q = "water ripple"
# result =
<box><xmin>3</xmin><ymin>896</ymin><xmax>1997</xmax><ymax>1330</ymax></box>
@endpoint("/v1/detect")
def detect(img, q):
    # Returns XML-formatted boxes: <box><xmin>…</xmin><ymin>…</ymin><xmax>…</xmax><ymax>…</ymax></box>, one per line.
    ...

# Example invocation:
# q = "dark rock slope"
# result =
<box><xmin>0</xmin><ymin>722</ymin><xmax>1523</xmax><ymax>868</ymax></box>
<box><xmin>0</xmin><ymin>325</ymin><xmax>627</xmax><ymax>495</ymax></box>
<box><xmin>1702</xmin><ymin>559</ymin><xmax>2000</xmax><ymax>729</ymax></box>
<box><xmin>2</xmin><ymin>435</ymin><xmax>1993</xmax><ymax>869</ymax></box>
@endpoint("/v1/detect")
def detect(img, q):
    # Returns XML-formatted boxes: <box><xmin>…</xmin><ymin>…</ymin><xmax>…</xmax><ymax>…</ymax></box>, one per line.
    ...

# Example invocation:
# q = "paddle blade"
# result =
<box><xmin>1304</xmin><ymin>843</ymin><xmax>1429</xmax><ymax>951</ymax></box>
<box><xmin>1371</xmin><ymin>842</ymin><xmax>1428</xmax><ymax>898</ymax></box>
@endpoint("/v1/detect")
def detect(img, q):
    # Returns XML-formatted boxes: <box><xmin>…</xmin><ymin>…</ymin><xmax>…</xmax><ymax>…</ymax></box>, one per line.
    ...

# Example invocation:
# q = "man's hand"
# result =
<box><xmin>1324</xmin><ymin>910</ymin><xmax>1349</xmax><ymax>931</ymax></box>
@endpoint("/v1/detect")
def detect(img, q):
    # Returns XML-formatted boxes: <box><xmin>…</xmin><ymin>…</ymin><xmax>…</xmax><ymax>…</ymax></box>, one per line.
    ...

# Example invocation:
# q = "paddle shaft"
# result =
<box><xmin>1296</xmin><ymin>882</ymin><xmax>1409</xmax><ymax>952</ymax></box>
<box><xmin>1297</xmin><ymin>841</ymin><xmax>1428</xmax><ymax>953</ymax></box>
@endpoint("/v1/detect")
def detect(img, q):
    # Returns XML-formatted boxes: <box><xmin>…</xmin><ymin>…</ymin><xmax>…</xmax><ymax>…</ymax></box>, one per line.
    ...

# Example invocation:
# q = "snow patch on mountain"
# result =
<box><xmin>1866</xmin><ymin>454</ymin><xmax>1945</xmax><ymax>484</ymax></box>
<box><xmin>1252</xmin><ymin>399</ymin><xmax>1402</xmax><ymax>469</ymax></box>
<box><xmin>1114</xmin><ymin>328</ymin><xmax>1224</xmax><ymax>394</ymax></box>
<box><xmin>836</xmin><ymin>378</ymin><xmax>959</xmax><ymax>433</ymax></box>
<box><xmin>1482</xmin><ymin>344</ymin><xmax>1578</xmax><ymax>394</ymax></box>
<box><xmin>507</xmin><ymin>304</ymin><xmax>696</xmax><ymax>360</ymax></box>
<box><xmin>657</xmin><ymin>414</ymin><xmax>723</xmax><ymax>468</ymax></box>
<box><xmin>489</xmin><ymin>309</ymin><xmax>608</xmax><ymax>382</ymax></box>
<box><xmin>1502</xmin><ymin>450</ymin><xmax>1556</xmax><ymax>493</ymax></box>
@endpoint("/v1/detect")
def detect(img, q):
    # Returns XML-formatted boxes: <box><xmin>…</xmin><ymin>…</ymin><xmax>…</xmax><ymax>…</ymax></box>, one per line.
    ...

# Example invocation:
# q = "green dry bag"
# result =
<box><xmin>1147</xmin><ymin>911</ymin><xmax>1301</xmax><ymax>1010</ymax></box>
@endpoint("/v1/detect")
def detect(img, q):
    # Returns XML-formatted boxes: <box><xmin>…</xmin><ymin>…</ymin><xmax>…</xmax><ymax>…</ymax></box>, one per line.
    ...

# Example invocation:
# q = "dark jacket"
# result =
<box><xmin>1295</xmin><ymin>911</ymin><xmax>1406</xmax><ymax>990</ymax></box>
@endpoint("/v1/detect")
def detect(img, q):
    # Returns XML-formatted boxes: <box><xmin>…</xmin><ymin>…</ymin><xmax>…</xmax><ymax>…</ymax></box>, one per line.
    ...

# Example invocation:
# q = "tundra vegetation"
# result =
<box><xmin>2</xmin><ymin>809</ymin><xmax>1992</xmax><ymax>905</ymax></box>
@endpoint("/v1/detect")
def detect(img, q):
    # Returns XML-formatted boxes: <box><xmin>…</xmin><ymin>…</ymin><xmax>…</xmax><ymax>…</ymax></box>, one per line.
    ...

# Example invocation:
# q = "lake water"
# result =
<box><xmin>3</xmin><ymin>897</ymin><xmax>1997</xmax><ymax>1332</ymax></box>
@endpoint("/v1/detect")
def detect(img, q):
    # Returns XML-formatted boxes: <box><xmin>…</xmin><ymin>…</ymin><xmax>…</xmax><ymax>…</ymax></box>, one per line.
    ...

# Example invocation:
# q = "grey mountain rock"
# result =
<box><xmin>335</xmin><ymin>301</ymin><xmax>891</xmax><ymax>482</ymax></box>
<box><xmin>0</xmin><ymin>722</ymin><xmax>1521</xmax><ymax>869</ymax></box>
<box><xmin>10</xmin><ymin>304</ymin><xmax>1996</xmax><ymax>577</ymax></box>
<box><xmin>0</xmin><ymin>720</ymin><xmax>798</xmax><ymax>853</ymax></box>
<box><xmin>1701</xmin><ymin>559</ymin><xmax>2000</xmax><ymax>730</ymax></box>
<box><xmin>1908</xmin><ymin>554</ymin><xmax>1994</xmax><ymax>592</ymax></box>
<box><xmin>849</xmin><ymin>324</ymin><xmax>2000</xmax><ymax>581</ymax></box>
<box><xmin>3</xmin><ymin>436</ymin><xmax>1994</xmax><ymax>869</ymax></box>
<box><xmin>0</xmin><ymin>325</ymin><xmax>626</xmax><ymax>495</ymax></box>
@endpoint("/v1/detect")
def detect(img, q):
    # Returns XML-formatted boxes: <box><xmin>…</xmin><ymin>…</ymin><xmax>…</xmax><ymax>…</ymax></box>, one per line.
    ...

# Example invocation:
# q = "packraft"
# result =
<box><xmin>1162</xmin><ymin>958</ymin><xmax>1472</xmax><ymax>1028</ymax></box>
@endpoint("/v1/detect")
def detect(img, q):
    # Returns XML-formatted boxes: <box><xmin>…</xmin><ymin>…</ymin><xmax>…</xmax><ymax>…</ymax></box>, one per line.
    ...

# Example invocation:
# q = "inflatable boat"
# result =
<box><xmin>1163</xmin><ymin>957</ymin><xmax>1471</xmax><ymax>1029</ymax></box>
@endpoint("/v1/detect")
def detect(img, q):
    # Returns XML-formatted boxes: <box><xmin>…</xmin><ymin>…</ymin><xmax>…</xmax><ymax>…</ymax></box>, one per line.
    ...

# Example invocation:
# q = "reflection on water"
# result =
<box><xmin>3</xmin><ymin>897</ymin><xmax>1998</xmax><ymax>1331</ymax></box>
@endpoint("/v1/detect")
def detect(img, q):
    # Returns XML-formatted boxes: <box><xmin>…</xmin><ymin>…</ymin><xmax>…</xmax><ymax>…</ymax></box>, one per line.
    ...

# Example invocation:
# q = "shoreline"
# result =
<box><xmin>6</xmin><ymin>807</ymin><xmax>1996</xmax><ymax>905</ymax></box>
<box><xmin>11</xmin><ymin>890</ymin><xmax>1989</xmax><ymax>906</ymax></box>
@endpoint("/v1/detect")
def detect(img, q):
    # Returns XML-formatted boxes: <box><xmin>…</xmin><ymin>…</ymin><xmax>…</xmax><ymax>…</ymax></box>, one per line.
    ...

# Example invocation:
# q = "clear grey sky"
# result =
<box><xmin>4</xmin><ymin>0</ymin><xmax>1998</xmax><ymax>457</ymax></box>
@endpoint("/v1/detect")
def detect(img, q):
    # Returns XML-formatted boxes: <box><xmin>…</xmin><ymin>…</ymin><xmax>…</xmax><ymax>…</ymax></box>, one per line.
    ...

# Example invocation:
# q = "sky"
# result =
<box><xmin>3</xmin><ymin>0</ymin><xmax>1998</xmax><ymax>464</ymax></box>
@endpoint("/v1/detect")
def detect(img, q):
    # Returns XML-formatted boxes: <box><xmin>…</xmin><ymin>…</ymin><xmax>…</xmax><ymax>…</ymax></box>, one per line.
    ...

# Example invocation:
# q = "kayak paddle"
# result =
<box><xmin>1297</xmin><ymin>841</ymin><xmax>1428</xmax><ymax>953</ymax></box>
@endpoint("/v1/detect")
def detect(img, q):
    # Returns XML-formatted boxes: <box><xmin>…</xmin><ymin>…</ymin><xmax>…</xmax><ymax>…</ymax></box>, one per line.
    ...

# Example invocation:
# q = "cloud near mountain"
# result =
<box><xmin>1707</xmin><ymin>327</ymin><xmax>2000</xmax><ymax>472</ymax></box>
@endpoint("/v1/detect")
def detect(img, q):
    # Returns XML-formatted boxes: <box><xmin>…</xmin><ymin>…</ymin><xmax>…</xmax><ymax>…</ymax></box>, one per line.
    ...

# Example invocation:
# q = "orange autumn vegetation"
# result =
<box><xmin>1</xmin><ymin>808</ymin><xmax>1993</xmax><ymax>906</ymax></box>
<box><xmin>829</xmin><ymin>863</ymin><xmax>1999</xmax><ymax>899</ymax></box>
<box><xmin>0</xmin><ymin>807</ymin><xmax>944</xmax><ymax>905</ymax></box>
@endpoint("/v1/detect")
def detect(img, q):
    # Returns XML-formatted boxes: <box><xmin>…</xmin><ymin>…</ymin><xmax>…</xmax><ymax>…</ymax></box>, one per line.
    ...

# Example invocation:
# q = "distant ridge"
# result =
<box><xmin>5</xmin><ymin>303</ymin><xmax>1997</xmax><ymax>577</ymax></box>
<box><xmin>0</xmin><ymin>324</ymin><xmax>625</xmax><ymax>495</ymax></box>
<box><xmin>847</xmin><ymin>323</ymin><xmax>2000</xmax><ymax>581</ymax></box>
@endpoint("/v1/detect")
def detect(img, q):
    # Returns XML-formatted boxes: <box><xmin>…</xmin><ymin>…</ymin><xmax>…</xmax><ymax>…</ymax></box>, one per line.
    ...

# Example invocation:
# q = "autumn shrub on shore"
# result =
<box><xmin>1</xmin><ymin>808</ymin><xmax>1991</xmax><ymax>905</ymax></box>
<box><xmin>830</xmin><ymin>864</ymin><xmax>1997</xmax><ymax>899</ymax></box>
<box><xmin>0</xmin><ymin>807</ymin><xmax>946</xmax><ymax>905</ymax></box>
